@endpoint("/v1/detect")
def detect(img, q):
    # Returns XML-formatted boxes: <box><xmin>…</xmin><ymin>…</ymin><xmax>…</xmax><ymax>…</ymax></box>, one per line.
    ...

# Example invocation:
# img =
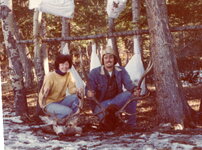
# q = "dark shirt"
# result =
<box><xmin>103</xmin><ymin>69</ymin><xmax>118</xmax><ymax>100</ymax></box>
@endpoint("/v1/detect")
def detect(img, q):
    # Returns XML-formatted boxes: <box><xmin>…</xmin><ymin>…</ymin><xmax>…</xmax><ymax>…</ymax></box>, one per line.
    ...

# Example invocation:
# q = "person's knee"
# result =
<box><xmin>123</xmin><ymin>91</ymin><xmax>132</xmax><ymax>98</ymax></box>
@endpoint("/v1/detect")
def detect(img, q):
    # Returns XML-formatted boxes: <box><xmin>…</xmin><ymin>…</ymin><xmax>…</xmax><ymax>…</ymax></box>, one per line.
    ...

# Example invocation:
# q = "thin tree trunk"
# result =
<box><xmin>79</xmin><ymin>47</ymin><xmax>87</xmax><ymax>80</ymax></box>
<box><xmin>132</xmin><ymin>0</ymin><xmax>141</xmax><ymax>56</ymax></box>
<box><xmin>1</xmin><ymin>0</ymin><xmax>28</xmax><ymax>116</ymax></box>
<box><xmin>33</xmin><ymin>10</ymin><xmax>45</xmax><ymax>117</ymax></box>
<box><xmin>33</xmin><ymin>10</ymin><xmax>45</xmax><ymax>90</ymax></box>
<box><xmin>13</xmin><ymin>17</ymin><xmax>34</xmax><ymax>89</ymax></box>
<box><xmin>132</xmin><ymin>0</ymin><xmax>147</xmax><ymax>95</ymax></box>
<box><xmin>61</xmin><ymin>17</ymin><xmax>70</xmax><ymax>54</ymax></box>
<box><xmin>145</xmin><ymin>0</ymin><xmax>192</xmax><ymax>126</ymax></box>
<box><xmin>108</xmin><ymin>18</ymin><xmax>122</xmax><ymax>66</ymax></box>
<box><xmin>41</xmin><ymin>17</ymin><xmax>49</xmax><ymax>74</ymax></box>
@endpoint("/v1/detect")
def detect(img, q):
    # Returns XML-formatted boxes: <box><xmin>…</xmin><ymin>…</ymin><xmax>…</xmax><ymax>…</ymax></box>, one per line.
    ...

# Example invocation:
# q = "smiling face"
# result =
<box><xmin>59</xmin><ymin>61</ymin><xmax>70</xmax><ymax>73</ymax></box>
<box><xmin>103</xmin><ymin>53</ymin><xmax>115</xmax><ymax>71</ymax></box>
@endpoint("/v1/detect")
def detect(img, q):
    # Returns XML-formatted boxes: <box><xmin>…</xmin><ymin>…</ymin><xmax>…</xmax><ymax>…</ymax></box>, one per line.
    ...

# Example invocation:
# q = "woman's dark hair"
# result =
<box><xmin>54</xmin><ymin>54</ymin><xmax>72</xmax><ymax>70</ymax></box>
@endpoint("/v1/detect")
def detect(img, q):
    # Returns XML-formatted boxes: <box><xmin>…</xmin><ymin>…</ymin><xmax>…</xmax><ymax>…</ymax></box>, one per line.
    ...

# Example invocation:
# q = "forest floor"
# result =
<box><xmin>2</xmin><ymin>83</ymin><xmax>202</xmax><ymax>150</ymax></box>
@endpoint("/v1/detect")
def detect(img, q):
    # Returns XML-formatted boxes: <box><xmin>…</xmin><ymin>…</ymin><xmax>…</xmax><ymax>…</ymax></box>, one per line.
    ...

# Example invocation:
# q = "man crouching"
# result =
<box><xmin>86</xmin><ymin>46</ymin><xmax>140</xmax><ymax>131</ymax></box>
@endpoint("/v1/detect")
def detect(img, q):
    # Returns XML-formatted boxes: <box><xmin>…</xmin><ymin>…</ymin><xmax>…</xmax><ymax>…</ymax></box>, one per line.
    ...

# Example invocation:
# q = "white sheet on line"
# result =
<box><xmin>29</xmin><ymin>0</ymin><xmax>75</xmax><ymax>18</ymax></box>
<box><xmin>106</xmin><ymin>0</ymin><xmax>127</xmax><ymax>18</ymax></box>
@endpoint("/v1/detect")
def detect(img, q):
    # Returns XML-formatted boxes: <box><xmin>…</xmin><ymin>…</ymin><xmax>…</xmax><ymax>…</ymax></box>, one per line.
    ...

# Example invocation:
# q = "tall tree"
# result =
<box><xmin>145</xmin><ymin>0</ymin><xmax>192</xmax><ymax>126</ymax></box>
<box><xmin>61</xmin><ymin>17</ymin><xmax>70</xmax><ymax>52</ymax></box>
<box><xmin>1</xmin><ymin>0</ymin><xmax>28</xmax><ymax>115</ymax></box>
<box><xmin>13</xmin><ymin>17</ymin><xmax>34</xmax><ymax>89</ymax></box>
<box><xmin>32</xmin><ymin>10</ymin><xmax>45</xmax><ymax>117</ymax></box>
<box><xmin>33</xmin><ymin>10</ymin><xmax>45</xmax><ymax>90</ymax></box>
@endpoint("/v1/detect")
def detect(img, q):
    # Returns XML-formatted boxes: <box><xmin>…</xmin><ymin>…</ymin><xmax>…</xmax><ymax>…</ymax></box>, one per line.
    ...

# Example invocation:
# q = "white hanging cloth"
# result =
<box><xmin>90</xmin><ymin>43</ymin><xmax>101</xmax><ymax>71</ymax></box>
<box><xmin>125</xmin><ymin>37</ymin><xmax>146</xmax><ymax>95</ymax></box>
<box><xmin>61</xmin><ymin>44</ymin><xmax>85</xmax><ymax>95</ymax></box>
<box><xmin>106</xmin><ymin>0</ymin><xmax>127</xmax><ymax>19</ymax></box>
<box><xmin>29</xmin><ymin>0</ymin><xmax>75</xmax><ymax>18</ymax></box>
<box><xmin>107</xmin><ymin>38</ymin><xmax>113</xmax><ymax>48</ymax></box>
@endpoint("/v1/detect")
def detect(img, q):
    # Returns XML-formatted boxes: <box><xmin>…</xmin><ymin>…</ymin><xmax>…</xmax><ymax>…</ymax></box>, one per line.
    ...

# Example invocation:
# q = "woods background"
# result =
<box><xmin>1</xmin><ymin>0</ymin><xmax>202</xmax><ymax>128</ymax></box>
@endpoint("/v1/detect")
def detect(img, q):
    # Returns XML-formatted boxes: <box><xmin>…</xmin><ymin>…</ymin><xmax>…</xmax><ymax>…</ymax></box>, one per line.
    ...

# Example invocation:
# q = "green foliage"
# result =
<box><xmin>1</xmin><ymin>0</ymin><xmax>202</xmax><ymax>71</ymax></box>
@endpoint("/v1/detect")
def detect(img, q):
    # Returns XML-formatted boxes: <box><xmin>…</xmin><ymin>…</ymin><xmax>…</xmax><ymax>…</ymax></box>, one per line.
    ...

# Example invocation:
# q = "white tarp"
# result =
<box><xmin>29</xmin><ymin>0</ymin><xmax>75</xmax><ymax>18</ymax></box>
<box><xmin>125</xmin><ymin>37</ymin><xmax>146</xmax><ymax>95</ymax></box>
<box><xmin>106</xmin><ymin>0</ymin><xmax>127</xmax><ymax>18</ymax></box>
<box><xmin>90</xmin><ymin>43</ymin><xmax>101</xmax><ymax>71</ymax></box>
<box><xmin>61</xmin><ymin>44</ymin><xmax>85</xmax><ymax>95</ymax></box>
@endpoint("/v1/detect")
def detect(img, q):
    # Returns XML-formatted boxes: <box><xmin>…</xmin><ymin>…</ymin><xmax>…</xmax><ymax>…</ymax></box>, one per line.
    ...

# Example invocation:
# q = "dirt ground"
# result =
<box><xmin>2</xmin><ymin>82</ymin><xmax>202</xmax><ymax>129</ymax></box>
<box><xmin>2</xmin><ymin>83</ymin><xmax>202</xmax><ymax>150</ymax></box>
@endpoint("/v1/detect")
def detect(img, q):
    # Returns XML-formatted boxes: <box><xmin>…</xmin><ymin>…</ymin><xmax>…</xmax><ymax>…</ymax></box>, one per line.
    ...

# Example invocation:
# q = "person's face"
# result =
<box><xmin>103</xmin><ymin>53</ymin><xmax>115</xmax><ymax>69</ymax></box>
<box><xmin>59</xmin><ymin>61</ymin><xmax>70</xmax><ymax>73</ymax></box>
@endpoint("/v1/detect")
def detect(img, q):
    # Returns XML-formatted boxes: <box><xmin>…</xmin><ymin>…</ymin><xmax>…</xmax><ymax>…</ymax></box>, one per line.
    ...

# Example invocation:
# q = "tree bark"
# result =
<box><xmin>108</xmin><ymin>18</ymin><xmax>122</xmax><ymax>66</ymax></box>
<box><xmin>1</xmin><ymin>0</ymin><xmax>28</xmax><ymax>115</ymax></box>
<box><xmin>145</xmin><ymin>0</ymin><xmax>192</xmax><ymax>125</ymax></box>
<box><xmin>61</xmin><ymin>17</ymin><xmax>70</xmax><ymax>52</ymax></box>
<box><xmin>132</xmin><ymin>0</ymin><xmax>141</xmax><ymax>56</ymax></box>
<box><xmin>13</xmin><ymin>16</ymin><xmax>34</xmax><ymax>89</ymax></box>
<box><xmin>33</xmin><ymin>10</ymin><xmax>45</xmax><ymax>90</ymax></box>
<box><xmin>40</xmin><ymin>17</ymin><xmax>49</xmax><ymax>74</ymax></box>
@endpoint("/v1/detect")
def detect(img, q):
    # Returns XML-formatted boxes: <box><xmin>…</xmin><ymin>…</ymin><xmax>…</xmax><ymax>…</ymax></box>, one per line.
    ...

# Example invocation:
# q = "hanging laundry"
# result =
<box><xmin>61</xmin><ymin>44</ymin><xmax>85</xmax><ymax>95</ymax></box>
<box><xmin>90</xmin><ymin>43</ymin><xmax>101</xmax><ymax>71</ymax></box>
<box><xmin>125</xmin><ymin>37</ymin><xmax>146</xmax><ymax>95</ymax></box>
<box><xmin>106</xmin><ymin>0</ymin><xmax>127</xmax><ymax>19</ymax></box>
<box><xmin>29</xmin><ymin>0</ymin><xmax>75</xmax><ymax>18</ymax></box>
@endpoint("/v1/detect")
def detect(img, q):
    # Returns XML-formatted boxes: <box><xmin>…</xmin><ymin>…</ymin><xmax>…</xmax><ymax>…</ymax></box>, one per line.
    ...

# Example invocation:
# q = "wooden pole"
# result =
<box><xmin>17</xmin><ymin>25</ymin><xmax>202</xmax><ymax>44</ymax></box>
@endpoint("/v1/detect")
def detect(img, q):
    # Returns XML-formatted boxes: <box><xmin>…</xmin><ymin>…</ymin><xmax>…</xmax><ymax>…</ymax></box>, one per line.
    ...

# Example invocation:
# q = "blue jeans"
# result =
<box><xmin>94</xmin><ymin>91</ymin><xmax>137</xmax><ymax>127</ymax></box>
<box><xmin>45</xmin><ymin>94</ymin><xmax>79</xmax><ymax>119</ymax></box>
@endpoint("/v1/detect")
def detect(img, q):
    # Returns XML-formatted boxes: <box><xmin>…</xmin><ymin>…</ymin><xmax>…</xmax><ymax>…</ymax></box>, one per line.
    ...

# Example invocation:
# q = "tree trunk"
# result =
<box><xmin>33</xmin><ymin>10</ymin><xmax>45</xmax><ymax>90</ymax></box>
<box><xmin>13</xmin><ymin>16</ymin><xmax>34</xmax><ymax>89</ymax></box>
<box><xmin>61</xmin><ymin>17</ymin><xmax>70</xmax><ymax>54</ymax></box>
<box><xmin>145</xmin><ymin>0</ymin><xmax>192</xmax><ymax>125</ymax></box>
<box><xmin>40</xmin><ymin>16</ymin><xmax>49</xmax><ymax>74</ymax></box>
<box><xmin>108</xmin><ymin>18</ymin><xmax>122</xmax><ymax>66</ymax></box>
<box><xmin>33</xmin><ymin>10</ymin><xmax>45</xmax><ymax>117</ymax></box>
<box><xmin>79</xmin><ymin>47</ymin><xmax>87</xmax><ymax>80</ymax></box>
<box><xmin>1</xmin><ymin>0</ymin><xmax>28</xmax><ymax>116</ymax></box>
<box><xmin>132</xmin><ymin>0</ymin><xmax>141</xmax><ymax>56</ymax></box>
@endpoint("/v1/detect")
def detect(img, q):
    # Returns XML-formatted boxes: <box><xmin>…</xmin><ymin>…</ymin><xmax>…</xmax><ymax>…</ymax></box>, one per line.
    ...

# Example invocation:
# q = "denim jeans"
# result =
<box><xmin>45</xmin><ymin>94</ymin><xmax>79</xmax><ymax>119</ymax></box>
<box><xmin>94</xmin><ymin>91</ymin><xmax>137</xmax><ymax>127</ymax></box>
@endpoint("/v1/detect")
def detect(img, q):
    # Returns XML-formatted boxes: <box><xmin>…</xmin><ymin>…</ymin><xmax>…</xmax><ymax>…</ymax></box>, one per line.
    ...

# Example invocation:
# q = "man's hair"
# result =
<box><xmin>54</xmin><ymin>54</ymin><xmax>72</xmax><ymax>70</ymax></box>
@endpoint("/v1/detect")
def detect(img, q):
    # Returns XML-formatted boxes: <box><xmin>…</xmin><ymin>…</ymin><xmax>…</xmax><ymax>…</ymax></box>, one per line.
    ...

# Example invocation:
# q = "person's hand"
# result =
<box><xmin>133</xmin><ymin>88</ymin><xmax>141</xmax><ymax>97</ymax></box>
<box><xmin>87</xmin><ymin>90</ymin><xmax>95</xmax><ymax>98</ymax></box>
<box><xmin>76</xmin><ymin>88</ymin><xmax>84</xmax><ymax>98</ymax></box>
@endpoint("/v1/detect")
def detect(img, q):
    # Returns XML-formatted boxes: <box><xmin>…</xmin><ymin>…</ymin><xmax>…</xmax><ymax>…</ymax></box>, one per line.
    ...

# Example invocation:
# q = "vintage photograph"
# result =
<box><xmin>1</xmin><ymin>0</ymin><xmax>202</xmax><ymax>149</ymax></box>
